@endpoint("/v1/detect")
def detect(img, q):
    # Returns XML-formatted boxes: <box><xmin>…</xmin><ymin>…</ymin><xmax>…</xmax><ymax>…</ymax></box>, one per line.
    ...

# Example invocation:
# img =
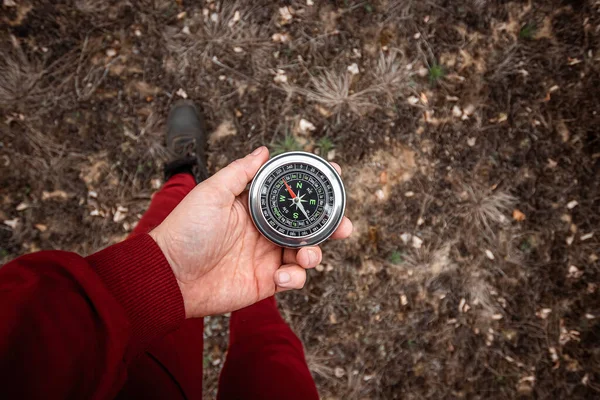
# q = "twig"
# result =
<box><xmin>75</xmin><ymin>35</ymin><xmax>89</xmax><ymax>99</ymax></box>
<box><xmin>210</xmin><ymin>56</ymin><xmax>261</xmax><ymax>85</ymax></box>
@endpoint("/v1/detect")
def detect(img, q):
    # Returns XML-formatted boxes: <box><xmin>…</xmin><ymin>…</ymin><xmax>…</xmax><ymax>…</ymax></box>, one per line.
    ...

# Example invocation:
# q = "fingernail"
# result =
<box><xmin>252</xmin><ymin>146</ymin><xmax>264</xmax><ymax>156</ymax></box>
<box><xmin>277</xmin><ymin>271</ymin><xmax>291</xmax><ymax>284</ymax></box>
<box><xmin>307</xmin><ymin>249</ymin><xmax>317</xmax><ymax>266</ymax></box>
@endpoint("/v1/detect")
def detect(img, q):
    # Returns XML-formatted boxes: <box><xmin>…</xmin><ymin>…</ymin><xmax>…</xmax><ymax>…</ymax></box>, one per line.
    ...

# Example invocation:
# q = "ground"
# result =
<box><xmin>1</xmin><ymin>0</ymin><xmax>600</xmax><ymax>398</ymax></box>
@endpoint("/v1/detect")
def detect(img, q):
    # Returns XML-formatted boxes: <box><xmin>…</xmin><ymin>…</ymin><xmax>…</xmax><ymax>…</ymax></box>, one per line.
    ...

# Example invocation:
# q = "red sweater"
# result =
<box><xmin>0</xmin><ymin>234</ymin><xmax>185</xmax><ymax>399</ymax></box>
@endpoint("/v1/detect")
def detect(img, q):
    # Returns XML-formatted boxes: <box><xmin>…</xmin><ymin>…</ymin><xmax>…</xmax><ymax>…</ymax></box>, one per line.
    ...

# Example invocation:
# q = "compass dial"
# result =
<box><xmin>249</xmin><ymin>152</ymin><xmax>345</xmax><ymax>248</ymax></box>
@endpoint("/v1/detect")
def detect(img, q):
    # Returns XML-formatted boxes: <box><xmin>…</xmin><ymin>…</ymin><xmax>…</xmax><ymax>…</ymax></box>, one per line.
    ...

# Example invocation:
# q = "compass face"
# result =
<box><xmin>261</xmin><ymin>163</ymin><xmax>334</xmax><ymax>237</ymax></box>
<box><xmin>249</xmin><ymin>152</ymin><xmax>345</xmax><ymax>248</ymax></box>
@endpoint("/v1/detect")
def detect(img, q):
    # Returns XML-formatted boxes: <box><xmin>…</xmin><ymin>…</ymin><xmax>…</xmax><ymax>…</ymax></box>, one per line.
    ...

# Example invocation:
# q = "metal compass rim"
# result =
<box><xmin>248</xmin><ymin>151</ymin><xmax>346</xmax><ymax>248</ymax></box>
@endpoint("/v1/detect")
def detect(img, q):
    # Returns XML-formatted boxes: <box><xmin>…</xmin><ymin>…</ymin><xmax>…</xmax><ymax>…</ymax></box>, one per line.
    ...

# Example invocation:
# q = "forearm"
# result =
<box><xmin>0</xmin><ymin>234</ymin><xmax>185</xmax><ymax>399</ymax></box>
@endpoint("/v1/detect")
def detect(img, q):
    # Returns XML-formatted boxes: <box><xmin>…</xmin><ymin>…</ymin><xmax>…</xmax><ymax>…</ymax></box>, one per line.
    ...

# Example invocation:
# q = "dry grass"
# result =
<box><xmin>301</xmin><ymin>70</ymin><xmax>377</xmax><ymax>115</ymax></box>
<box><xmin>373</xmin><ymin>49</ymin><xmax>412</xmax><ymax>98</ymax></box>
<box><xmin>0</xmin><ymin>37</ymin><xmax>45</xmax><ymax>108</ymax></box>
<box><xmin>395</xmin><ymin>242</ymin><xmax>456</xmax><ymax>285</ymax></box>
<box><xmin>298</xmin><ymin>50</ymin><xmax>412</xmax><ymax>117</ymax></box>
<box><xmin>164</xmin><ymin>1</ymin><xmax>273</xmax><ymax>81</ymax></box>
<box><xmin>459</xmin><ymin>184</ymin><xmax>516</xmax><ymax>238</ymax></box>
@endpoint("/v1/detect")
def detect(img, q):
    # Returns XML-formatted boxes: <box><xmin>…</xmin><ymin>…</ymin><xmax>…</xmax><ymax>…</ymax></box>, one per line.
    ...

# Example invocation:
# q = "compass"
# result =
<box><xmin>248</xmin><ymin>152</ymin><xmax>346</xmax><ymax>248</ymax></box>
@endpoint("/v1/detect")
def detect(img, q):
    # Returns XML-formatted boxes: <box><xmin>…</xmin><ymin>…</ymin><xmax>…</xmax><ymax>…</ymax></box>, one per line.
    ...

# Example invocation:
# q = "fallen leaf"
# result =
<box><xmin>419</xmin><ymin>92</ymin><xmax>429</xmax><ymax>106</ymax></box>
<box><xmin>315</xmin><ymin>105</ymin><xmax>332</xmax><ymax>117</ymax></box>
<box><xmin>463</xmin><ymin>104</ymin><xmax>476</xmax><ymax>116</ymax></box>
<box><xmin>3</xmin><ymin>2</ymin><xmax>32</xmax><ymax>26</ymax></box>
<box><xmin>407</xmin><ymin>96</ymin><xmax>419</xmax><ymax>105</ymax></box>
<box><xmin>512</xmin><ymin>209</ymin><xmax>526</xmax><ymax>221</ymax></box>
<box><xmin>34</xmin><ymin>224</ymin><xmax>48</xmax><ymax>232</ymax></box>
<box><xmin>536</xmin><ymin>308</ymin><xmax>552</xmax><ymax>319</ymax></box>
<box><xmin>176</xmin><ymin>88</ymin><xmax>188</xmax><ymax>99</ymax></box>
<box><xmin>42</xmin><ymin>190</ymin><xmax>69</xmax><ymax>201</ymax></box>
<box><xmin>347</xmin><ymin>63</ymin><xmax>359</xmax><ymax>75</ymax></box>
<box><xmin>567</xmin><ymin>265</ymin><xmax>583</xmax><ymax>279</ymax></box>
<box><xmin>113</xmin><ymin>206</ymin><xmax>128</xmax><ymax>223</ymax></box>
<box><xmin>279</xmin><ymin>6</ymin><xmax>293</xmax><ymax>24</ymax></box>
<box><xmin>452</xmin><ymin>105</ymin><xmax>462</xmax><ymax>118</ymax></box>
<box><xmin>580</xmin><ymin>232</ymin><xmax>594</xmax><ymax>241</ymax></box>
<box><xmin>127</xmin><ymin>81</ymin><xmax>161</xmax><ymax>98</ymax></box>
<box><xmin>271</xmin><ymin>33</ymin><xmax>290</xmax><ymax>43</ymax></box>
<box><xmin>400</xmin><ymin>294</ymin><xmax>408</xmax><ymax>306</ymax></box>
<box><xmin>485</xmin><ymin>249</ymin><xmax>495</xmax><ymax>260</ymax></box>
<box><xmin>567</xmin><ymin>200</ymin><xmax>578</xmax><ymax>209</ymax></box>
<box><xmin>412</xmin><ymin>235</ymin><xmax>423</xmax><ymax>249</ymax></box>
<box><xmin>556</xmin><ymin>120</ymin><xmax>569</xmax><ymax>143</ymax></box>
<box><xmin>334</xmin><ymin>367</ymin><xmax>345</xmax><ymax>378</ymax></box>
<box><xmin>298</xmin><ymin>118</ymin><xmax>316</xmax><ymax>134</ymax></box>
<box><xmin>151</xmin><ymin>178</ymin><xmax>162</xmax><ymax>190</ymax></box>
<box><xmin>400</xmin><ymin>232</ymin><xmax>411</xmax><ymax>244</ymax></box>
<box><xmin>459</xmin><ymin>298</ymin><xmax>469</xmax><ymax>313</ymax></box>
<box><xmin>3</xmin><ymin>218</ymin><xmax>19</xmax><ymax>229</ymax></box>
<box><xmin>15</xmin><ymin>202</ymin><xmax>29</xmax><ymax>211</ymax></box>
<box><xmin>379</xmin><ymin>171</ymin><xmax>388</xmax><ymax>184</ymax></box>
<box><xmin>273</xmin><ymin>69</ymin><xmax>287</xmax><ymax>84</ymax></box>
<box><xmin>227</xmin><ymin>10</ymin><xmax>240</xmax><ymax>27</ymax></box>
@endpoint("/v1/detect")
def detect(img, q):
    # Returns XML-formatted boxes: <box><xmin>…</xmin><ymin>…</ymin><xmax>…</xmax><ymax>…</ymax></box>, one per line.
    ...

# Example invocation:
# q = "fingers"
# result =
<box><xmin>274</xmin><ymin>264</ymin><xmax>307</xmax><ymax>290</ymax></box>
<box><xmin>330</xmin><ymin>162</ymin><xmax>342</xmax><ymax>175</ymax></box>
<box><xmin>209</xmin><ymin>146</ymin><xmax>269</xmax><ymax>196</ymax></box>
<box><xmin>296</xmin><ymin>246</ymin><xmax>322</xmax><ymax>268</ymax></box>
<box><xmin>331</xmin><ymin>216</ymin><xmax>353</xmax><ymax>239</ymax></box>
<box><xmin>283</xmin><ymin>246</ymin><xmax>321</xmax><ymax>268</ymax></box>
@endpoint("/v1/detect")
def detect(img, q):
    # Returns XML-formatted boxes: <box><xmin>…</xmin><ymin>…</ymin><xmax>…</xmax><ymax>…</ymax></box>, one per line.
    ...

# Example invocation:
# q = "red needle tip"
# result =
<box><xmin>282</xmin><ymin>179</ymin><xmax>296</xmax><ymax>198</ymax></box>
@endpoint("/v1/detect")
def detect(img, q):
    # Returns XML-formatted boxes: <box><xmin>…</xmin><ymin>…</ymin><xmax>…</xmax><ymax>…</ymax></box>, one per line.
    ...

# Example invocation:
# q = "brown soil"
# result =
<box><xmin>1</xmin><ymin>1</ymin><xmax>599</xmax><ymax>398</ymax></box>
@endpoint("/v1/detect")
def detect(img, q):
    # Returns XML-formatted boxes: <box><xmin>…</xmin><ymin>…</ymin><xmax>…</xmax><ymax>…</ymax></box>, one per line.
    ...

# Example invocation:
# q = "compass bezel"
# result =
<box><xmin>248</xmin><ymin>152</ymin><xmax>346</xmax><ymax>248</ymax></box>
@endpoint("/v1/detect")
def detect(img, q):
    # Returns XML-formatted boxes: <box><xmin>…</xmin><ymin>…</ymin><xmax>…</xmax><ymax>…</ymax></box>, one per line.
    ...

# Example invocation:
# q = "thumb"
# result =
<box><xmin>209</xmin><ymin>146</ymin><xmax>269</xmax><ymax>196</ymax></box>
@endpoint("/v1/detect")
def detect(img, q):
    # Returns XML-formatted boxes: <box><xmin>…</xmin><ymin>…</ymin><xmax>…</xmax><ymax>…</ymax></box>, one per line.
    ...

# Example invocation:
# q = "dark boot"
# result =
<box><xmin>164</xmin><ymin>100</ymin><xmax>209</xmax><ymax>183</ymax></box>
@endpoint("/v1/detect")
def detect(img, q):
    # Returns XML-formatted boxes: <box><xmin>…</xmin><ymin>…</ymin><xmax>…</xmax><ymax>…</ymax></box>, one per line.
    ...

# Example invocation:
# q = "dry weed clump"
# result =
<box><xmin>164</xmin><ymin>1</ymin><xmax>273</xmax><ymax>82</ymax></box>
<box><xmin>298</xmin><ymin>50</ymin><xmax>414</xmax><ymax>117</ymax></box>
<box><xmin>0</xmin><ymin>37</ymin><xmax>45</xmax><ymax>108</ymax></box>
<box><xmin>458</xmin><ymin>183</ymin><xmax>516</xmax><ymax>238</ymax></box>
<box><xmin>395</xmin><ymin>242</ymin><xmax>457</xmax><ymax>287</ymax></box>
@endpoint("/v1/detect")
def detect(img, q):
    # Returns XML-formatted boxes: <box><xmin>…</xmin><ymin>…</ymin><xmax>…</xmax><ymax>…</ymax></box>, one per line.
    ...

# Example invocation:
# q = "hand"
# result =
<box><xmin>149</xmin><ymin>147</ymin><xmax>353</xmax><ymax>318</ymax></box>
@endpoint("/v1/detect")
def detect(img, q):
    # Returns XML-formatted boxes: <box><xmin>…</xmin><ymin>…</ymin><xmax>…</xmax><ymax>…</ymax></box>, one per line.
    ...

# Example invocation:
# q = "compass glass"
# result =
<box><xmin>259</xmin><ymin>162</ymin><xmax>335</xmax><ymax>237</ymax></box>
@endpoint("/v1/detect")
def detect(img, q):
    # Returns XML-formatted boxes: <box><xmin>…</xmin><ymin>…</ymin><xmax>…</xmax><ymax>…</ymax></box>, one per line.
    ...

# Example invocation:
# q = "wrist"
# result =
<box><xmin>148</xmin><ymin>227</ymin><xmax>193</xmax><ymax>318</ymax></box>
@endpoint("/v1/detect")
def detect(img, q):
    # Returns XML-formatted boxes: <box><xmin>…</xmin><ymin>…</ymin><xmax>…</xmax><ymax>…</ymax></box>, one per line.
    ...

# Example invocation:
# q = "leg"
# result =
<box><xmin>119</xmin><ymin>102</ymin><xmax>209</xmax><ymax>399</ymax></box>
<box><xmin>217</xmin><ymin>297</ymin><xmax>319</xmax><ymax>400</ymax></box>
<box><xmin>131</xmin><ymin>173</ymin><xmax>196</xmax><ymax>236</ymax></box>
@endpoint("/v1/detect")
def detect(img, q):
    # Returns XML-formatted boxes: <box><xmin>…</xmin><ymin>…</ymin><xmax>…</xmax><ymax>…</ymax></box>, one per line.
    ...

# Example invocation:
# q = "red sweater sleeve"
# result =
<box><xmin>0</xmin><ymin>234</ymin><xmax>185</xmax><ymax>399</ymax></box>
